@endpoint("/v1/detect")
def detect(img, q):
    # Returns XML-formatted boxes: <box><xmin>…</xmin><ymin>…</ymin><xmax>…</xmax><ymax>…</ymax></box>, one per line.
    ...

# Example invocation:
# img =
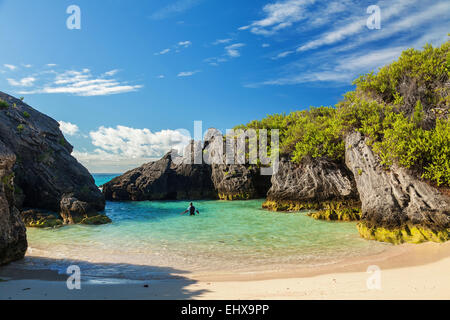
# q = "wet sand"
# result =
<box><xmin>1</xmin><ymin>241</ymin><xmax>449</xmax><ymax>299</ymax></box>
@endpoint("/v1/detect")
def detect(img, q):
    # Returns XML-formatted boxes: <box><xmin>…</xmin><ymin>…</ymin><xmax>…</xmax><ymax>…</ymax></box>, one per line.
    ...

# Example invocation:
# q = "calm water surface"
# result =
<box><xmin>22</xmin><ymin>174</ymin><xmax>390</xmax><ymax>279</ymax></box>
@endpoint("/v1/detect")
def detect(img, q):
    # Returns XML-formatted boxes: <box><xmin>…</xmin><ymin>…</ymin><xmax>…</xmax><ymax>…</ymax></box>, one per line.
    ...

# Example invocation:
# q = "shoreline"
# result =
<box><xmin>1</xmin><ymin>241</ymin><xmax>450</xmax><ymax>299</ymax></box>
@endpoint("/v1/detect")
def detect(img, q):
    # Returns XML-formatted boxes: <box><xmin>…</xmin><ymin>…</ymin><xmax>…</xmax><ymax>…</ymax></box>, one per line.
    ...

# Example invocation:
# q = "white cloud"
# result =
<box><xmin>46</xmin><ymin>63</ymin><xmax>57</xmax><ymax>67</ymax></box>
<box><xmin>4</xmin><ymin>64</ymin><xmax>17</xmax><ymax>71</ymax></box>
<box><xmin>213</xmin><ymin>38</ymin><xmax>233</xmax><ymax>45</ymax></box>
<box><xmin>103</xmin><ymin>69</ymin><xmax>120</xmax><ymax>76</ymax></box>
<box><xmin>89</xmin><ymin>126</ymin><xmax>191</xmax><ymax>159</ymax></box>
<box><xmin>297</xmin><ymin>18</ymin><xmax>364</xmax><ymax>52</ymax></box>
<box><xmin>225</xmin><ymin>43</ymin><xmax>245</xmax><ymax>57</ymax></box>
<box><xmin>272</xmin><ymin>50</ymin><xmax>294</xmax><ymax>59</ymax></box>
<box><xmin>18</xmin><ymin>68</ymin><xmax>142</xmax><ymax>96</ymax></box>
<box><xmin>252</xmin><ymin>46</ymin><xmax>406</xmax><ymax>86</ymax></box>
<box><xmin>155</xmin><ymin>48</ymin><xmax>171</xmax><ymax>55</ymax></box>
<box><xmin>58</xmin><ymin>121</ymin><xmax>80</xmax><ymax>136</ymax></box>
<box><xmin>177</xmin><ymin>70</ymin><xmax>200</xmax><ymax>77</ymax></box>
<box><xmin>262</xmin><ymin>43</ymin><xmax>271</xmax><ymax>48</ymax></box>
<box><xmin>239</xmin><ymin>0</ymin><xmax>315</xmax><ymax>35</ymax></box>
<box><xmin>157</xmin><ymin>74</ymin><xmax>165</xmax><ymax>79</ymax></box>
<box><xmin>333</xmin><ymin>1</ymin><xmax>450</xmax><ymax>54</ymax></box>
<box><xmin>7</xmin><ymin>77</ymin><xmax>36</xmax><ymax>87</ymax></box>
<box><xmin>22</xmin><ymin>64</ymin><xmax>32</xmax><ymax>68</ymax></box>
<box><xmin>150</xmin><ymin>0</ymin><xmax>203</xmax><ymax>20</ymax></box>
<box><xmin>295</xmin><ymin>0</ymin><xmax>442</xmax><ymax>53</ymax></box>
<box><xmin>178</xmin><ymin>40</ymin><xmax>192</xmax><ymax>47</ymax></box>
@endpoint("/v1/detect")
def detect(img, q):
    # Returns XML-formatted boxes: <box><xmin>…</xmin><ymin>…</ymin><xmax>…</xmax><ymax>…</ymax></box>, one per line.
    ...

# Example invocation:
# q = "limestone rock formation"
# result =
<box><xmin>103</xmin><ymin>128</ymin><xmax>272</xmax><ymax>201</ymax></box>
<box><xmin>0</xmin><ymin>141</ymin><xmax>27</xmax><ymax>265</ymax></box>
<box><xmin>103</xmin><ymin>151</ymin><xmax>216</xmax><ymax>201</ymax></box>
<box><xmin>345</xmin><ymin>131</ymin><xmax>450</xmax><ymax>243</ymax></box>
<box><xmin>262</xmin><ymin>157</ymin><xmax>360</xmax><ymax>220</ymax></box>
<box><xmin>0</xmin><ymin>91</ymin><xmax>107</xmax><ymax>225</ymax></box>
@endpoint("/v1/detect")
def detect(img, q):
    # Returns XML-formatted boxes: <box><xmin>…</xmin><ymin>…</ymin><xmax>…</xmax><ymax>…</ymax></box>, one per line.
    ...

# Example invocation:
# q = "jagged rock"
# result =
<box><xmin>204</xmin><ymin>129</ymin><xmax>271</xmax><ymax>200</ymax></box>
<box><xmin>0</xmin><ymin>92</ymin><xmax>107</xmax><ymax>224</ymax></box>
<box><xmin>212</xmin><ymin>164</ymin><xmax>271</xmax><ymax>200</ymax></box>
<box><xmin>103</xmin><ymin>151</ymin><xmax>216</xmax><ymax>201</ymax></box>
<box><xmin>345</xmin><ymin>131</ymin><xmax>450</xmax><ymax>243</ymax></box>
<box><xmin>262</xmin><ymin>157</ymin><xmax>360</xmax><ymax>219</ymax></box>
<box><xmin>103</xmin><ymin>128</ymin><xmax>272</xmax><ymax>201</ymax></box>
<box><xmin>0</xmin><ymin>141</ymin><xmax>27</xmax><ymax>265</ymax></box>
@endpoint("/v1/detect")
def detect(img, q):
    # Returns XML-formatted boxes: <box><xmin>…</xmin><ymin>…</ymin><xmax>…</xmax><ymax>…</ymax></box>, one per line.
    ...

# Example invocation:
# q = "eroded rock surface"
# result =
<box><xmin>0</xmin><ymin>91</ymin><xmax>107</xmax><ymax>225</ymax></box>
<box><xmin>0</xmin><ymin>141</ymin><xmax>27</xmax><ymax>265</ymax></box>
<box><xmin>262</xmin><ymin>157</ymin><xmax>360</xmax><ymax>220</ymax></box>
<box><xmin>345</xmin><ymin>131</ymin><xmax>450</xmax><ymax>243</ymax></box>
<box><xmin>103</xmin><ymin>128</ymin><xmax>271</xmax><ymax>201</ymax></box>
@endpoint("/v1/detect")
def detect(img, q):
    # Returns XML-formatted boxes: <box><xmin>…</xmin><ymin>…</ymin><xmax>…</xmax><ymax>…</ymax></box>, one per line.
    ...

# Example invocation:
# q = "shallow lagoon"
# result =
<box><xmin>26</xmin><ymin>189</ymin><xmax>390</xmax><ymax>279</ymax></box>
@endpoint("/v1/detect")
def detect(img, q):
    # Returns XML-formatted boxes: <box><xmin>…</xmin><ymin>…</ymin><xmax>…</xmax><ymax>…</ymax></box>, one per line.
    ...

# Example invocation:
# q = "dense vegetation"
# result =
<box><xmin>236</xmin><ymin>42</ymin><xmax>450</xmax><ymax>186</ymax></box>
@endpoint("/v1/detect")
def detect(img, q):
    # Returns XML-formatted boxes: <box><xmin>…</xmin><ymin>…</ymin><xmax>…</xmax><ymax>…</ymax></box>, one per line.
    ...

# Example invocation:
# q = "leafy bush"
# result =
<box><xmin>0</xmin><ymin>99</ymin><xmax>9</xmax><ymax>109</ymax></box>
<box><xmin>23</xmin><ymin>111</ymin><xmax>30</xmax><ymax>118</ymax></box>
<box><xmin>237</xmin><ymin>41</ymin><xmax>449</xmax><ymax>186</ymax></box>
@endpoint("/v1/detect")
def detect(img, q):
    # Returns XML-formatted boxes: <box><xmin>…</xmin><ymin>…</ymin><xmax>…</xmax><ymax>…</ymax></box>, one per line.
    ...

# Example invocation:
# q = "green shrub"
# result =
<box><xmin>0</xmin><ymin>99</ymin><xmax>9</xmax><ymax>110</ymax></box>
<box><xmin>17</xmin><ymin>124</ymin><xmax>25</xmax><ymax>133</ymax></box>
<box><xmin>236</xmin><ymin>41</ymin><xmax>449</xmax><ymax>186</ymax></box>
<box><xmin>23</xmin><ymin>111</ymin><xmax>30</xmax><ymax>118</ymax></box>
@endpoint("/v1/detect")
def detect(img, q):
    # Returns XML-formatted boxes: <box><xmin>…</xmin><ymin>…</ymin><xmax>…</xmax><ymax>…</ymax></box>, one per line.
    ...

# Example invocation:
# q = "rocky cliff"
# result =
<box><xmin>262</xmin><ymin>157</ymin><xmax>361</xmax><ymax>221</ymax></box>
<box><xmin>0</xmin><ymin>91</ymin><xmax>107</xmax><ymax>225</ymax></box>
<box><xmin>103</xmin><ymin>151</ymin><xmax>216</xmax><ymax>201</ymax></box>
<box><xmin>0</xmin><ymin>140</ymin><xmax>27</xmax><ymax>265</ymax></box>
<box><xmin>103</xmin><ymin>129</ymin><xmax>271</xmax><ymax>201</ymax></box>
<box><xmin>346</xmin><ymin>131</ymin><xmax>450</xmax><ymax>243</ymax></box>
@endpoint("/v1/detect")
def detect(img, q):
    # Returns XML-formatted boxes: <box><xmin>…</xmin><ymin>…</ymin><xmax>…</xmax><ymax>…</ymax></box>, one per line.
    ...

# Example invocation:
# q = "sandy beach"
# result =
<box><xmin>1</xmin><ymin>241</ymin><xmax>449</xmax><ymax>300</ymax></box>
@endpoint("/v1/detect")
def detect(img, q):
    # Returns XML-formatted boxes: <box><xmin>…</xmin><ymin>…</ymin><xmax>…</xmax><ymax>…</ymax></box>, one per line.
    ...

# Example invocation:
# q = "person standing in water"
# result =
<box><xmin>181</xmin><ymin>203</ymin><xmax>200</xmax><ymax>216</ymax></box>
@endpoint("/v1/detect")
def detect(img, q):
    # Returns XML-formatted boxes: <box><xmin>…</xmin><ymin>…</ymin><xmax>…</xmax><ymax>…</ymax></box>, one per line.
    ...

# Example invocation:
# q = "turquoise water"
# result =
<box><xmin>23</xmin><ymin>174</ymin><xmax>390</xmax><ymax>279</ymax></box>
<box><xmin>93</xmin><ymin>173</ymin><xmax>120</xmax><ymax>187</ymax></box>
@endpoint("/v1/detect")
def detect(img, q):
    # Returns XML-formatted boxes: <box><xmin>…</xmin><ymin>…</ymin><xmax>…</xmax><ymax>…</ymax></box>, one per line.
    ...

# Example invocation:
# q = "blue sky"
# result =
<box><xmin>0</xmin><ymin>0</ymin><xmax>448</xmax><ymax>172</ymax></box>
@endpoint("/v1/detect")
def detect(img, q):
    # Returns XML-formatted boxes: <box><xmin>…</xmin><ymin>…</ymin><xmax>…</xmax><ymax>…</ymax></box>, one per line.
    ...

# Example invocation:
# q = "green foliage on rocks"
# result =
<box><xmin>238</xmin><ymin>41</ymin><xmax>450</xmax><ymax>186</ymax></box>
<box><xmin>0</xmin><ymin>99</ymin><xmax>9</xmax><ymax>110</ymax></box>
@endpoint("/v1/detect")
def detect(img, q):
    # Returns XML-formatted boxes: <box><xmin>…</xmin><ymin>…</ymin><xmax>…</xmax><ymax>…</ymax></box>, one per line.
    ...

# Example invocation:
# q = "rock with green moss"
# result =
<box><xmin>357</xmin><ymin>222</ymin><xmax>450</xmax><ymax>244</ymax></box>
<box><xmin>346</xmin><ymin>131</ymin><xmax>450</xmax><ymax>243</ymax></box>
<box><xmin>262</xmin><ymin>200</ymin><xmax>320</xmax><ymax>212</ymax></box>
<box><xmin>20</xmin><ymin>210</ymin><xmax>63</xmax><ymax>228</ymax></box>
<box><xmin>263</xmin><ymin>157</ymin><xmax>360</xmax><ymax>220</ymax></box>
<box><xmin>308</xmin><ymin>203</ymin><xmax>361</xmax><ymax>221</ymax></box>
<box><xmin>80</xmin><ymin>215</ymin><xmax>112</xmax><ymax>225</ymax></box>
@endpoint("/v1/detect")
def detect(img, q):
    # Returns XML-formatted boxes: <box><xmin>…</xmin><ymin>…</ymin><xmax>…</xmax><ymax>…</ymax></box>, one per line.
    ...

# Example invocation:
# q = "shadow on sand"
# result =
<box><xmin>0</xmin><ymin>256</ymin><xmax>210</xmax><ymax>300</ymax></box>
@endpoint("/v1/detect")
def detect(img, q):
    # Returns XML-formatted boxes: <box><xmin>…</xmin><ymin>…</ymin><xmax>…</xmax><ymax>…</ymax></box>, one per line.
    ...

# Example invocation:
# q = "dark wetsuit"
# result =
<box><xmin>189</xmin><ymin>206</ymin><xmax>196</xmax><ymax>216</ymax></box>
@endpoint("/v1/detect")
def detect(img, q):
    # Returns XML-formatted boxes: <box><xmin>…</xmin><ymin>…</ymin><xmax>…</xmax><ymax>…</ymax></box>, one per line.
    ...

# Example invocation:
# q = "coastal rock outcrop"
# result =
<box><xmin>345</xmin><ymin>131</ymin><xmax>450</xmax><ymax>243</ymax></box>
<box><xmin>263</xmin><ymin>157</ymin><xmax>361</xmax><ymax>221</ymax></box>
<box><xmin>0</xmin><ymin>141</ymin><xmax>27</xmax><ymax>265</ymax></box>
<box><xmin>211</xmin><ymin>164</ymin><xmax>271</xmax><ymax>200</ymax></box>
<box><xmin>103</xmin><ymin>128</ymin><xmax>272</xmax><ymax>201</ymax></box>
<box><xmin>0</xmin><ymin>91</ymin><xmax>107</xmax><ymax>225</ymax></box>
<box><xmin>103</xmin><ymin>151</ymin><xmax>216</xmax><ymax>201</ymax></box>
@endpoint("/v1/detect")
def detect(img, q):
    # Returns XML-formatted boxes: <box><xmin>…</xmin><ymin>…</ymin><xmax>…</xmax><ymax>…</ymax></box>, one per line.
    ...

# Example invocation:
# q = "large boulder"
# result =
<box><xmin>103</xmin><ymin>128</ymin><xmax>272</xmax><ymax>201</ymax></box>
<box><xmin>345</xmin><ymin>131</ymin><xmax>450</xmax><ymax>243</ymax></box>
<box><xmin>0</xmin><ymin>141</ymin><xmax>27</xmax><ymax>265</ymax></box>
<box><xmin>263</xmin><ymin>157</ymin><xmax>361</xmax><ymax>220</ymax></box>
<box><xmin>103</xmin><ymin>151</ymin><xmax>216</xmax><ymax>201</ymax></box>
<box><xmin>0</xmin><ymin>92</ymin><xmax>107</xmax><ymax>224</ymax></box>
